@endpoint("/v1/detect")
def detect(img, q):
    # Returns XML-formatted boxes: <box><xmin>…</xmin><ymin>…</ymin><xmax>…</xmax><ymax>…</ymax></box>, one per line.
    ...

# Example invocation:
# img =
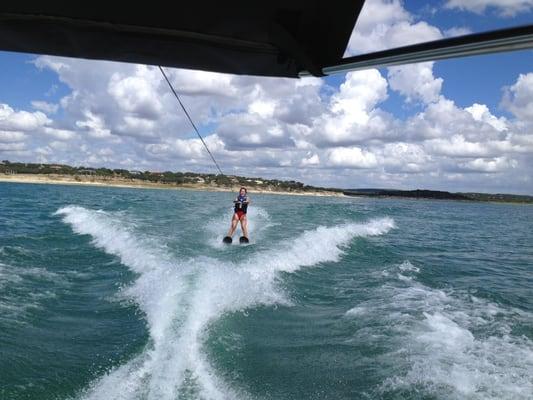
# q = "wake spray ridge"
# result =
<box><xmin>57</xmin><ymin>206</ymin><xmax>395</xmax><ymax>400</ymax></box>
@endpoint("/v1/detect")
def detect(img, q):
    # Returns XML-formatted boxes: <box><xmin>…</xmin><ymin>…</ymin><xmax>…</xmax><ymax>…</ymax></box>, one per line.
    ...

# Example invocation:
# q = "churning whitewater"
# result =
<box><xmin>56</xmin><ymin>205</ymin><xmax>395</xmax><ymax>400</ymax></box>
<box><xmin>1</xmin><ymin>185</ymin><xmax>531</xmax><ymax>400</ymax></box>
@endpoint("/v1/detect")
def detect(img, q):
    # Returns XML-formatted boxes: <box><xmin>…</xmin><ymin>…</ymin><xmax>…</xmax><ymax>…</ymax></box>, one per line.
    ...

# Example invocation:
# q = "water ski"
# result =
<box><xmin>239</xmin><ymin>236</ymin><xmax>249</xmax><ymax>244</ymax></box>
<box><xmin>222</xmin><ymin>236</ymin><xmax>233</xmax><ymax>244</ymax></box>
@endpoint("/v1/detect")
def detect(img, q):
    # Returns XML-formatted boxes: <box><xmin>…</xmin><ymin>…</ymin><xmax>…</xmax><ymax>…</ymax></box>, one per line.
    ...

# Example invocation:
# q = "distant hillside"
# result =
<box><xmin>2</xmin><ymin>161</ymin><xmax>531</xmax><ymax>203</ymax></box>
<box><xmin>343</xmin><ymin>188</ymin><xmax>533</xmax><ymax>203</ymax></box>
<box><xmin>0</xmin><ymin>160</ymin><xmax>340</xmax><ymax>194</ymax></box>
<box><xmin>459</xmin><ymin>192</ymin><xmax>533</xmax><ymax>203</ymax></box>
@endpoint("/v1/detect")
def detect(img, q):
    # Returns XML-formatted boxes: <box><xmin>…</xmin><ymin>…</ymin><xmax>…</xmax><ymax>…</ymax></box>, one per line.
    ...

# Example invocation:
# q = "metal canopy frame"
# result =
<box><xmin>301</xmin><ymin>25</ymin><xmax>533</xmax><ymax>77</ymax></box>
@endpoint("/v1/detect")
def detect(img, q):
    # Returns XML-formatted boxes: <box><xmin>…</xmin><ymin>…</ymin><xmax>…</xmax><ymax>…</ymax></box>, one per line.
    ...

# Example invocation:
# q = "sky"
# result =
<box><xmin>0</xmin><ymin>0</ymin><xmax>532</xmax><ymax>194</ymax></box>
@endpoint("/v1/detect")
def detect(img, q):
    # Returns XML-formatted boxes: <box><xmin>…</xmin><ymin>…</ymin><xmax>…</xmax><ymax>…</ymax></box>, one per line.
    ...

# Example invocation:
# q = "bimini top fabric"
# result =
<box><xmin>0</xmin><ymin>1</ymin><xmax>364</xmax><ymax>77</ymax></box>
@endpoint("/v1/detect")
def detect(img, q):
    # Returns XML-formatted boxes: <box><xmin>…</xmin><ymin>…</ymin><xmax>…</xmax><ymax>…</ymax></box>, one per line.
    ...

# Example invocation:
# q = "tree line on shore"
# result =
<box><xmin>2</xmin><ymin>160</ymin><xmax>531</xmax><ymax>202</ymax></box>
<box><xmin>0</xmin><ymin>160</ymin><xmax>338</xmax><ymax>193</ymax></box>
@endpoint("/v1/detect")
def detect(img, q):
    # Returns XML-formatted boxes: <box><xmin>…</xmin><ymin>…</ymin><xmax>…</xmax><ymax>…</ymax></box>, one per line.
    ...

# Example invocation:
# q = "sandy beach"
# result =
<box><xmin>0</xmin><ymin>173</ymin><xmax>344</xmax><ymax>198</ymax></box>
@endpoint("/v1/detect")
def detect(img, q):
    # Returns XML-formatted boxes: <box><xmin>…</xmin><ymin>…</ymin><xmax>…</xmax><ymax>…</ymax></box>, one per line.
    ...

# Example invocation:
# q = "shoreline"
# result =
<box><xmin>0</xmin><ymin>174</ymin><xmax>344</xmax><ymax>198</ymax></box>
<box><xmin>342</xmin><ymin>193</ymin><xmax>532</xmax><ymax>206</ymax></box>
<box><xmin>3</xmin><ymin>174</ymin><xmax>529</xmax><ymax>204</ymax></box>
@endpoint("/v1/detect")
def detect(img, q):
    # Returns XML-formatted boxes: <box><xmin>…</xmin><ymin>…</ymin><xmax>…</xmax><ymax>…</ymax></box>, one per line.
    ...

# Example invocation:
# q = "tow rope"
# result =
<box><xmin>158</xmin><ymin>66</ymin><xmax>224</xmax><ymax>175</ymax></box>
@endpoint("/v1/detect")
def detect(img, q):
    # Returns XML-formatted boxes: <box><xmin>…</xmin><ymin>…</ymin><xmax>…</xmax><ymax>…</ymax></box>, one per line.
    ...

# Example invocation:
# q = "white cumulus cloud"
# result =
<box><xmin>31</xmin><ymin>101</ymin><xmax>59</xmax><ymax>114</ymax></box>
<box><xmin>445</xmin><ymin>0</ymin><xmax>533</xmax><ymax>17</ymax></box>
<box><xmin>388</xmin><ymin>63</ymin><xmax>443</xmax><ymax>104</ymax></box>
<box><xmin>327</xmin><ymin>147</ymin><xmax>378</xmax><ymax>169</ymax></box>
<box><xmin>502</xmin><ymin>73</ymin><xmax>533</xmax><ymax>123</ymax></box>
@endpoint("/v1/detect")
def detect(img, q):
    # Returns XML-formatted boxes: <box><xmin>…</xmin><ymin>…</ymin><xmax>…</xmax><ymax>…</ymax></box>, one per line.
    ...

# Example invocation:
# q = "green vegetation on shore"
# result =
<box><xmin>0</xmin><ymin>160</ymin><xmax>339</xmax><ymax>194</ymax></box>
<box><xmin>2</xmin><ymin>161</ymin><xmax>531</xmax><ymax>203</ymax></box>
<box><xmin>343</xmin><ymin>188</ymin><xmax>533</xmax><ymax>204</ymax></box>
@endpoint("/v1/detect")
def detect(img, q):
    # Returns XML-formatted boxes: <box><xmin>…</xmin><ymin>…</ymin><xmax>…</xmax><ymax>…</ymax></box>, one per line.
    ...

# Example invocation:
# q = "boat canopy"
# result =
<box><xmin>0</xmin><ymin>2</ymin><xmax>532</xmax><ymax>77</ymax></box>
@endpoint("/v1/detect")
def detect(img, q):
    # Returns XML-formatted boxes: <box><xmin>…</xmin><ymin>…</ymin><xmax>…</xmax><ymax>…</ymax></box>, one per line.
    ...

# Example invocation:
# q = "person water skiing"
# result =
<box><xmin>224</xmin><ymin>187</ymin><xmax>250</xmax><ymax>243</ymax></box>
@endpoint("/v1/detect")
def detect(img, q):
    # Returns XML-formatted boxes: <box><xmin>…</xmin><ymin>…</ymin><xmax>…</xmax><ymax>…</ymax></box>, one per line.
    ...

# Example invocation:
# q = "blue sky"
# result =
<box><xmin>0</xmin><ymin>0</ymin><xmax>532</xmax><ymax>193</ymax></box>
<box><xmin>0</xmin><ymin>51</ymin><xmax>63</xmax><ymax>109</ymax></box>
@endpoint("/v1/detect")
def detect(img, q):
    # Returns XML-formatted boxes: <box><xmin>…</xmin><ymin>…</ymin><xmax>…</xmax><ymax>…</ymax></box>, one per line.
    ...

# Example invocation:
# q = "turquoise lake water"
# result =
<box><xmin>0</xmin><ymin>182</ymin><xmax>531</xmax><ymax>400</ymax></box>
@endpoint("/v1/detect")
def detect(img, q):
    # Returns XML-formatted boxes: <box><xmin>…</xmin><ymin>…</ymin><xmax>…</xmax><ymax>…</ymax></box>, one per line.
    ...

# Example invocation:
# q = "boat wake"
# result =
<box><xmin>56</xmin><ymin>206</ymin><xmax>394</xmax><ymax>400</ymax></box>
<box><xmin>345</xmin><ymin>261</ymin><xmax>533</xmax><ymax>399</ymax></box>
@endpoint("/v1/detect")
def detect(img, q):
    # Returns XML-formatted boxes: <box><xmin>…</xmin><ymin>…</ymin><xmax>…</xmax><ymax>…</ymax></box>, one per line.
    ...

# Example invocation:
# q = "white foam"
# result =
<box><xmin>400</xmin><ymin>310</ymin><xmax>533</xmax><ymax>399</ymax></box>
<box><xmin>248</xmin><ymin>217</ymin><xmax>395</xmax><ymax>276</ymax></box>
<box><xmin>373</xmin><ymin>269</ymin><xmax>533</xmax><ymax>399</ymax></box>
<box><xmin>57</xmin><ymin>206</ymin><xmax>201</xmax><ymax>399</ymax></box>
<box><xmin>345</xmin><ymin>306</ymin><xmax>367</xmax><ymax>317</ymax></box>
<box><xmin>398</xmin><ymin>261</ymin><xmax>419</xmax><ymax>273</ymax></box>
<box><xmin>418</xmin><ymin>312</ymin><xmax>475</xmax><ymax>350</ymax></box>
<box><xmin>57</xmin><ymin>206</ymin><xmax>394</xmax><ymax>400</ymax></box>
